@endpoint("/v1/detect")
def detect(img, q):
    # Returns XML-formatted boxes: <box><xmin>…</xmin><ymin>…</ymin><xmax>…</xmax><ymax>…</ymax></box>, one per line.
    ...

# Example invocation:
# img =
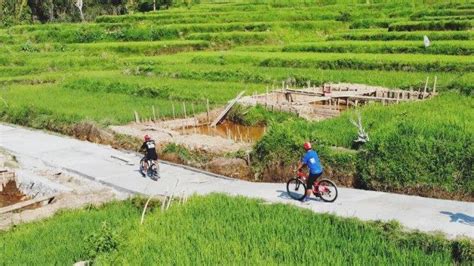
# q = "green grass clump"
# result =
<box><xmin>388</xmin><ymin>20</ymin><xmax>472</xmax><ymax>31</ymax></box>
<box><xmin>350</xmin><ymin>18</ymin><xmax>402</xmax><ymax>29</ymax></box>
<box><xmin>2</xmin><ymin>195</ymin><xmax>471</xmax><ymax>265</ymax></box>
<box><xmin>328</xmin><ymin>30</ymin><xmax>473</xmax><ymax>41</ymax></box>
<box><xmin>186</xmin><ymin>31</ymin><xmax>277</xmax><ymax>45</ymax></box>
<box><xmin>282</xmin><ymin>40</ymin><xmax>473</xmax><ymax>55</ymax></box>
<box><xmin>66</xmin><ymin>40</ymin><xmax>210</xmax><ymax>55</ymax></box>
<box><xmin>97</xmin><ymin>9</ymin><xmax>339</xmax><ymax>24</ymax></box>
<box><xmin>190</xmin><ymin>51</ymin><xmax>474</xmax><ymax>72</ymax></box>
<box><xmin>410</xmin><ymin>9</ymin><xmax>474</xmax><ymax>19</ymax></box>
<box><xmin>0</xmin><ymin>200</ymin><xmax>140</xmax><ymax>265</ymax></box>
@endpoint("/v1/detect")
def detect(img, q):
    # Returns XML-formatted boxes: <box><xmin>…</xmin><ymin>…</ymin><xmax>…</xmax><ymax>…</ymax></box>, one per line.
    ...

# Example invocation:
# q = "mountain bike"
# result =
<box><xmin>139</xmin><ymin>157</ymin><xmax>159</xmax><ymax>181</ymax></box>
<box><xmin>286</xmin><ymin>171</ymin><xmax>338</xmax><ymax>202</ymax></box>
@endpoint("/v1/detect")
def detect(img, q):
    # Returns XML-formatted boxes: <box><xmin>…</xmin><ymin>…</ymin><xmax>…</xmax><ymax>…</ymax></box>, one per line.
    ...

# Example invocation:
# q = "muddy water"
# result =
<box><xmin>313</xmin><ymin>101</ymin><xmax>349</xmax><ymax>111</ymax></box>
<box><xmin>0</xmin><ymin>180</ymin><xmax>26</xmax><ymax>207</ymax></box>
<box><xmin>179</xmin><ymin>121</ymin><xmax>266</xmax><ymax>143</ymax></box>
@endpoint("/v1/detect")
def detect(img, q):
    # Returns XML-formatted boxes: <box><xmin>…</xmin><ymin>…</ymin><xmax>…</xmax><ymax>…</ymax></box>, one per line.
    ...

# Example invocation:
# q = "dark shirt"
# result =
<box><xmin>140</xmin><ymin>140</ymin><xmax>157</xmax><ymax>160</ymax></box>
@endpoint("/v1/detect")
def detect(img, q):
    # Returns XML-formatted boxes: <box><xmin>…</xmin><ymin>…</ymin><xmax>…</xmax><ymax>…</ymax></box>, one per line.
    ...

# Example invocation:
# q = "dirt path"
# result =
<box><xmin>0</xmin><ymin>123</ymin><xmax>472</xmax><ymax>239</ymax></box>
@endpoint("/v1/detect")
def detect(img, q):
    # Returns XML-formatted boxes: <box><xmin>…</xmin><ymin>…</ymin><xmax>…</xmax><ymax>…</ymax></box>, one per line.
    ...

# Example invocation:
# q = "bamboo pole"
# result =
<box><xmin>140</xmin><ymin>195</ymin><xmax>154</xmax><ymax>225</ymax></box>
<box><xmin>183</xmin><ymin>102</ymin><xmax>187</xmax><ymax>119</ymax></box>
<box><xmin>160</xmin><ymin>187</ymin><xmax>169</xmax><ymax>212</ymax></box>
<box><xmin>172</xmin><ymin>103</ymin><xmax>175</xmax><ymax>119</ymax></box>
<box><xmin>166</xmin><ymin>180</ymin><xmax>180</xmax><ymax>211</ymax></box>
<box><xmin>265</xmin><ymin>87</ymin><xmax>269</xmax><ymax>106</ymax></box>
<box><xmin>423</xmin><ymin>76</ymin><xmax>429</xmax><ymax>99</ymax></box>
<box><xmin>134</xmin><ymin>111</ymin><xmax>140</xmax><ymax>123</ymax></box>
<box><xmin>433</xmin><ymin>76</ymin><xmax>437</xmax><ymax>94</ymax></box>
<box><xmin>206</xmin><ymin>99</ymin><xmax>210</xmax><ymax>124</ymax></box>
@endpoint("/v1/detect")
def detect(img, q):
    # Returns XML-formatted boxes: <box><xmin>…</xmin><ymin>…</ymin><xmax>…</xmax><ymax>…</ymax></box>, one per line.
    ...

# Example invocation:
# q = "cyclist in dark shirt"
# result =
<box><xmin>139</xmin><ymin>135</ymin><xmax>158</xmax><ymax>172</ymax></box>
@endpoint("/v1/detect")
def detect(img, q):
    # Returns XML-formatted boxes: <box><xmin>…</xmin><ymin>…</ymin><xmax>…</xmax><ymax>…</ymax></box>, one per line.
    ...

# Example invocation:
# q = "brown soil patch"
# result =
<box><xmin>109</xmin><ymin>110</ymin><xmax>258</xmax><ymax>154</ymax></box>
<box><xmin>0</xmin><ymin>180</ymin><xmax>27</xmax><ymax>208</ymax></box>
<box><xmin>206</xmin><ymin>157</ymin><xmax>251</xmax><ymax>179</ymax></box>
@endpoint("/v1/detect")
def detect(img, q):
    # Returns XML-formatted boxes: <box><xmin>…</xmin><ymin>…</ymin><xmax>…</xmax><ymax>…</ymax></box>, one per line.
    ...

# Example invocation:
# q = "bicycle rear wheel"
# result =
<box><xmin>139</xmin><ymin>158</ymin><xmax>146</xmax><ymax>177</ymax></box>
<box><xmin>286</xmin><ymin>178</ymin><xmax>307</xmax><ymax>201</ymax></box>
<box><xmin>317</xmin><ymin>179</ymin><xmax>338</xmax><ymax>202</ymax></box>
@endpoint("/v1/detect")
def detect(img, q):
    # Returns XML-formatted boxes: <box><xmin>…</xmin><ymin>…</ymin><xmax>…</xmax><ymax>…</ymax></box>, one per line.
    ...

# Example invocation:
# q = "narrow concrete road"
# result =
<box><xmin>1</xmin><ymin>124</ymin><xmax>472</xmax><ymax>239</ymax></box>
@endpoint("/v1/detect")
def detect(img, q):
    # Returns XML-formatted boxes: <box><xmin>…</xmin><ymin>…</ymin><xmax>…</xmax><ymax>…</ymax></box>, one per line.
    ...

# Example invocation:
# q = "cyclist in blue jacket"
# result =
<box><xmin>297</xmin><ymin>142</ymin><xmax>323</xmax><ymax>202</ymax></box>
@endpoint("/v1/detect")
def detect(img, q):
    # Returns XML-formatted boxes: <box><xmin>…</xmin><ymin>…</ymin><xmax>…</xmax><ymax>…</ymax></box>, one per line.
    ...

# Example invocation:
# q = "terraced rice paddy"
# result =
<box><xmin>0</xmin><ymin>1</ymin><xmax>472</xmax><ymax>197</ymax></box>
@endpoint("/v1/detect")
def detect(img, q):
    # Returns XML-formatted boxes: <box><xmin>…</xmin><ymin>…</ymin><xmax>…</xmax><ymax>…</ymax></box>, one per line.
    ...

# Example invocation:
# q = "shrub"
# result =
<box><xmin>336</xmin><ymin>11</ymin><xmax>352</xmax><ymax>22</ymax></box>
<box><xmin>350</xmin><ymin>19</ymin><xmax>399</xmax><ymax>29</ymax></box>
<box><xmin>83</xmin><ymin>221</ymin><xmax>120</xmax><ymax>260</ymax></box>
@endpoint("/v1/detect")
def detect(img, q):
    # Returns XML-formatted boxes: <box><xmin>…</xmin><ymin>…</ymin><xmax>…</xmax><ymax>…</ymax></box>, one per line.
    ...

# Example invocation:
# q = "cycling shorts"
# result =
<box><xmin>145</xmin><ymin>153</ymin><xmax>158</xmax><ymax>161</ymax></box>
<box><xmin>307</xmin><ymin>172</ymin><xmax>322</xmax><ymax>190</ymax></box>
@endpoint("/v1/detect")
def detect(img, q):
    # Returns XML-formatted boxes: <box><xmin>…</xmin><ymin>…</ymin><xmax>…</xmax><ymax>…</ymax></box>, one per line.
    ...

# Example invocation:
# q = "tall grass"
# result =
<box><xmin>140</xmin><ymin>62</ymin><xmax>468</xmax><ymax>91</ymax></box>
<box><xmin>253</xmin><ymin>93</ymin><xmax>474</xmax><ymax>195</ymax></box>
<box><xmin>189</xmin><ymin>51</ymin><xmax>474</xmax><ymax>72</ymax></box>
<box><xmin>0</xmin><ymin>200</ymin><xmax>141</xmax><ymax>265</ymax></box>
<box><xmin>1</xmin><ymin>195</ymin><xmax>471</xmax><ymax>265</ymax></box>
<box><xmin>388</xmin><ymin>20</ymin><xmax>472</xmax><ymax>31</ymax></box>
<box><xmin>282</xmin><ymin>40</ymin><xmax>474</xmax><ymax>55</ymax></box>
<box><xmin>328</xmin><ymin>30</ymin><xmax>474</xmax><ymax>41</ymax></box>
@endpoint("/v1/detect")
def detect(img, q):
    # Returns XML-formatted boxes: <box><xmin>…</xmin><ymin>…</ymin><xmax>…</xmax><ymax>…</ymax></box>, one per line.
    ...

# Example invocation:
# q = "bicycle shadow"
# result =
<box><xmin>276</xmin><ymin>190</ymin><xmax>322</xmax><ymax>202</ymax></box>
<box><xmin>440</xmin><ymin>211</ymin><xmax>474</xmax><ymax>226</ymax></box>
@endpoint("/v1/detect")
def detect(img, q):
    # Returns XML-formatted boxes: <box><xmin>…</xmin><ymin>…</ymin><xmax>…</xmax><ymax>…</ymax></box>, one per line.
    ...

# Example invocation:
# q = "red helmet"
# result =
<box><xmin>144</xmin><ymin>135</ymin><xmax>151</xmax><ymax>141</ymax></box>
<box><xmin>303</xmin><ymin>142</ymin><xmax>312</xmax><ymax>150</ymax></box>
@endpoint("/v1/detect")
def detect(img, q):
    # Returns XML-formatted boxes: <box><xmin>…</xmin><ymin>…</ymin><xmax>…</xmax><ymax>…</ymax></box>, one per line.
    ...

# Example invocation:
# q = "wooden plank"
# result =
<box><xmin>111</xmin><ymin>155</ymin><xmax>131</xmax><ymax>163</ymax></box>
<box><xmin>0</xmin><ymin>195</ymin><xmax>56</xmax><ymax>214</ymax></box>
<box><xmin>210</xmin><ymin>91</ymin><xmax>246</xmax><ymax>127</ymax></box>
<box><xmin>346</xmin><ymin>95</ymin><xmax>411</xmax><ymax>102</ymax></box>
<box><xmin>284</xmin><ymin>89</ymin><xmax>324</xmax><ymax>96</ymax></box>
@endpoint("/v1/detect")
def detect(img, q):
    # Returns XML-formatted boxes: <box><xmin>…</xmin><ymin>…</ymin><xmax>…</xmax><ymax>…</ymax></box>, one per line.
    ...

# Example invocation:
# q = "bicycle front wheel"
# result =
<box><xmin>286</xmin><ymin>178</ymin><xmax>307</xmax><ymax>201</ymax></box>
<box><xmin>317</xmin><ymin>179</ymin><xmax>338</xmax><ymax>202</ymax></box>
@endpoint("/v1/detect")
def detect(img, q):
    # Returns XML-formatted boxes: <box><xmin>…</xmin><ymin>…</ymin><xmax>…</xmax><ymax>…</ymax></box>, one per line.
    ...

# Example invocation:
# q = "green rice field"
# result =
<box><xmin>1</xmin><ymin>194</ymin><xmax>472</xmax><ymax>265</ymax></box>
<box><xmin>0</xmin><ymin>0</ymin><xmax>472</xmax><ymax>196</ymax></box>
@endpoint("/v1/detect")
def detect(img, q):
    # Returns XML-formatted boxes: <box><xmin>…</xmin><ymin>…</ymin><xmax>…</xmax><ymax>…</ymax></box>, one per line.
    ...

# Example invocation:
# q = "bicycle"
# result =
<box><xmin>286</xmin><ymin>171</ymin><xmax>338</xmax><ymax>202</ymax></box>
<box><xmin>139</xmin><ymin>157</ymin><xmax>160</xmax><ymax>181</ymax></box>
